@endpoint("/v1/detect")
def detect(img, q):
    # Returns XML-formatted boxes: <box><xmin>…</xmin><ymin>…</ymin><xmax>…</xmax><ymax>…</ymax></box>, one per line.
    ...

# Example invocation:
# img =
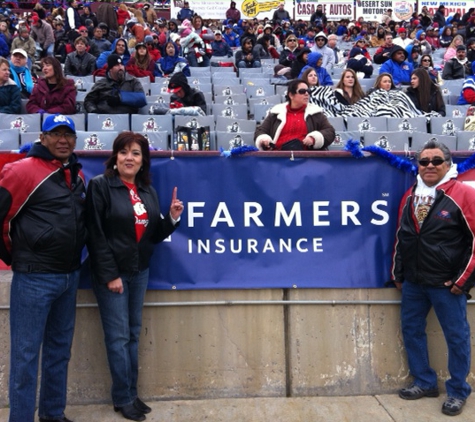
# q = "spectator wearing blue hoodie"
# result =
<box><xmin>223</xmin><ymin>24</ymin><xmax>240</xmax><ymax>47</ymax></box>
<box><xmin>298</xmin><ymin>51</ymin><xmax>333</xmax><ymax>86</ymax></box>
<box><xmin>96</xmin><ymin>37</ymin><xmax>130</xmax><ymax>69</ymax></box>
<box><xmin>379</xmin><ymin>45</ymin><xmax>413</xmax><ymax>86</ymax></box>
<box><xmin>405</xmin><ymin>44</ymin><xmax>421</xmax><ymax>67</ymax></box>
<box><xmin>156</xmin><ymin>41</ymin><xmax>190</xmax><ymax>77</ymax></box>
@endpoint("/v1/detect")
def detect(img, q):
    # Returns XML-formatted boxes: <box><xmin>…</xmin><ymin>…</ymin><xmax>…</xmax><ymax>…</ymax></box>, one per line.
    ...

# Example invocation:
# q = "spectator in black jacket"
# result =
<box><xmin>64</xmin><ymin>36</ymin><xmax>96</xmax><ymax>76</ymax></box>
<box><xmin>167</xmin><ymin>71</ymin><xmax>207</xmax><ymax>114</ymax></box>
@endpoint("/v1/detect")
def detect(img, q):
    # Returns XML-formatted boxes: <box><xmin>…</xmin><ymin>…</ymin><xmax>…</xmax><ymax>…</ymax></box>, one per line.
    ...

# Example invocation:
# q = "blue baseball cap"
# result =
<box><xmin>42</xmin><ymin>114</ymin><xmax>76</xmax><ymax>133</ymax></box>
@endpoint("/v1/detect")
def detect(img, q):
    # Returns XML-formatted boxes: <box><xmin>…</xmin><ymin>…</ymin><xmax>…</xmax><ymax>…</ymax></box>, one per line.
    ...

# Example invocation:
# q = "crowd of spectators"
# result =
<box><xmin>0</xmin><ymin>1</ymin><xmax>473</xmax><ymax>146</ymax></box>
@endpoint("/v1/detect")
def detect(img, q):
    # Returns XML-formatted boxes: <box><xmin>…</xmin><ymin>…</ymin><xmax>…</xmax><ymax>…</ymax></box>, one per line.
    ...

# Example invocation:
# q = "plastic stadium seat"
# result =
<box><xmin>0</xmin><ymin>128</ymin><xmax>20</xmax><ymax>150</ymax></box>
<box><xmin>76</xmin><ymin>130</ymin><xmax>119</xmax><ymax>150</ymax></box>
<box><xmin>87</xmin><ymin>113</ymin><xmax>130</xmax><ymax>132</ymax></box>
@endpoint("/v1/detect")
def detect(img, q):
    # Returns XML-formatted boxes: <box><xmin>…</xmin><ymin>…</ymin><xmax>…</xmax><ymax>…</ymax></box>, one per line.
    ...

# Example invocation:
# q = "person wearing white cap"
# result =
<box><xmin>9</xmin><ymin>48</ymin><xmax>35</xmax><ymax>98</ymax></box>
<box><xmin>211</xmin><ymin>30</ymin><xmax>233</xmax><ymax>58</ymax></box>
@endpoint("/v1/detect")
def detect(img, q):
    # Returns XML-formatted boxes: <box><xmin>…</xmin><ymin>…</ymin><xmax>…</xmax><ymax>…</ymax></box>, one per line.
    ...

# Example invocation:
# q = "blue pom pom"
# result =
<box><xmin>220</xmin><ymin>145</ymin><xmax>258</xmax><ymax>157</ymax></box>
<box><xmin>19</xmin><ymin>143</ymin><xmax>33</xmax><ymax>153</ymax></box>
<box><xmin>362</xmin><ymin>145</ymin><xmax>417</xmax><ymax>175</ymax></box>
<box><xmin>344</xmin><ymin>139</ymin><xmax>365</xmax><ymax>158</ymax></box>
<box><xmin>456</xmin><ymin>152</ymin><xmax>475</xmax><ymax>174</ymax></box>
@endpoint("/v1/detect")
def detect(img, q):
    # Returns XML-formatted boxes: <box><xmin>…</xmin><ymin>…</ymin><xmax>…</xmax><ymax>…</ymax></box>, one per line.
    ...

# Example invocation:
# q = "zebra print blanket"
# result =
<box><xmin>308</xmin><ymin>87</ymin><xmax>441</xmax><ymax>119</ymax></box>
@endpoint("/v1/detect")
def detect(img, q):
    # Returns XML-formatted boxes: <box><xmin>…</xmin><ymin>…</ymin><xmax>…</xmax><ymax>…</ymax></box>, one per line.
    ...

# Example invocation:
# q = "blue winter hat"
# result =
<box><xmin>42</xmin><ymin>114</ymin><xmax>76</xmax><ymax>133</ymax></box>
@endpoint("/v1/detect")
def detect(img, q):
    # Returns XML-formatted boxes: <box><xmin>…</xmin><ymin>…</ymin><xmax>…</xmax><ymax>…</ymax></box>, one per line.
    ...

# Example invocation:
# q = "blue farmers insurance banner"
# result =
<box><xmin>81</xmin><ymin>155</ymin><xmax>415</xmax><ymax>290</ymax></box>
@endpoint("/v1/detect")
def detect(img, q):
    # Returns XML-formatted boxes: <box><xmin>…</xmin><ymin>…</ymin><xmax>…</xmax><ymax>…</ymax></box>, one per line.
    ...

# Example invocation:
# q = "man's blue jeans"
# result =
<box><xmin>93</xmin><ymin>269</ymin><xmax>149</xmax><ymax>407</ymax></box>
<box><xmin>9</xmin><ymin>270</ymin><xmax>80</xmax><ymax>422</ymax></box>
<box><xmin>401</xmin><ymin>281</ymin><xmax>472</xmax><ymax>400</ymax></box>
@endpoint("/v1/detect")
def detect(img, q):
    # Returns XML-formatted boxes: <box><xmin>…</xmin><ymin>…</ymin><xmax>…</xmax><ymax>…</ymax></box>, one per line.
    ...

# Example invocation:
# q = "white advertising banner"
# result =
<box><xmin>417</xmin><ymin>0</ymin><xmax>475</xmax><ymax>18</ymax></box>
<box><xmin>295</xmin><ymin>0</ymin><xmax>354</xmax><ymax>21</ymax></box>
<box><xmin>355</xmin><ymin>0</ymin><xmax>415</xmax><ymax>22</ymax></box>
<box><xmin>170</xmin><ymin>0</ymin><xmax>295</xmax><ymax>21</ymax></box>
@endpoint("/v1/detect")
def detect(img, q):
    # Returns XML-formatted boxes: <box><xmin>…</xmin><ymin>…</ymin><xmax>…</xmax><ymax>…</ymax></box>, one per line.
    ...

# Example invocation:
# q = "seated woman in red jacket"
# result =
<box><xmin>125</xmin><ymin>42</ymin><xmax>156</xmax><ymax>82</ymax></box>
<box><xmin>26</xmin><ymin>56</ymin><xmax>76</xmax><ymax>115</ymax></box>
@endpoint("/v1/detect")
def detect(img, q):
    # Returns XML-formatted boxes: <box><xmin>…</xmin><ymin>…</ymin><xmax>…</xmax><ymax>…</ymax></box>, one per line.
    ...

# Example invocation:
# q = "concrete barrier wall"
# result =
<box><xmin>1</xmin><ymin>271</ymin><xmax>474</xmax><ymax>406</ymax></box>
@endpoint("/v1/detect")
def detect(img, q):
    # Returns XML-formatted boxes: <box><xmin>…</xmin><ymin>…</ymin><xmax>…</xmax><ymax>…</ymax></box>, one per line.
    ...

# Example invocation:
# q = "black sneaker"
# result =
<box><xmin>398</xmin><ymin>384</ymin><xmax>440</xmax><ymax>400</ymax></box>
<box><xmin>442</xmin><ymin>397</ymin><xmax>466</xmax><ymax>416</ymax></box>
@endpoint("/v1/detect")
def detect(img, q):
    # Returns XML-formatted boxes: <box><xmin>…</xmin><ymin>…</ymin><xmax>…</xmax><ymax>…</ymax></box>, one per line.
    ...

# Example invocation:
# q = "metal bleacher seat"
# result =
<box><xmin>456</xmin><ymin>131</ymin><xmax>475</xmax><ymax>151</ymax></box>
<box><xmin>0</xmin><ymin>113</ymin><xmax>42</xmax><ymax>133</ymax></box>
<box><xmin>189</xmin><ymin>67</ymin><xmax>212</xmax><ymax>77</ymax></box>
<box><xmin>429</xmin><ymin>116</ymin><xmax>465</xmax><ymax>136</ymax></box>
<box><xmin>216</xmin><ymin>116</ymin><xmax>256</xmax><ymax>133</ymax></box>
<box><xmin>249</xmin><ymin>95</ymin><xmax>280</xmax><ymax>114</ymax></box>
<box><xmin>76</xmin><ymin>91</ymin><xmax>87</xmax><ymax>113</ymax></box>
<box><xmin>43</xmin><ymin>113</ymin><xmax>86</xmax><ymax>131</ymax></box>
<box><xmin>387</xmin><ymin>117</ymin><xmax>428</xmax><ymax>133</ymax></box>
<box><xmin>137</xmin><ymin>76</ymin><xmax>151</xmax><ymax>96</ymax></box>
<box><xmin>212</xmin><ymin>103</ymin><xmax>248</xmax><ymax>119</ymax></box>
<box><xmin>76</xmin><ymin>130</ymin><xmax>119</xmax><ymax>150</ymax></box>
<box><xmin>445</xmin><ymin>104</ymin><xmax>469</xmax><ymax>118</ymax></box>
<box><xmin>328</xmin><ymin>130</ymin><xmax>361</xmax><ymax>150</ymax></box>
<box><xmin>332</xmin><ymin>67</ymin><xmax>345</xmax><ymax>79</ymax></box>
<box><xmin>327</xmin><ymin>116</ymin><xmax>346</xmax><ymax>132</ymax></box>
<box><xmin>216</xmin><ymin>131</ymin><xmax>255</xmax><ymax>150</ymax></box>
<box><xmin>148</xmin><ymin>93</ymin><xmax>172</xmax><ymax>103</ymax></box>
<box><xmin>275</xmin><ymin>85</ymin><xmax>288</xmax><ymax>96</ymax></box>
<box><xmin>87</xmin><ymin>113</ymin><xmax>130</xmax><ymax>132</ymax></box>
<box><xmin>131</xmin><ymin>114</ymin><xmax>173</xmax><ymax>146</ymax></box>
<box><xmin>213</xmin><ymin>84</ymin><xmax>245</xmax><ymax>97</ymax></box>
<box><xmin>238</xmin><ymin>67</ymin><xmax>263</xmax><ymax>77</ymax></box>
<box><xmin>189</xmin><ymin>82</ymin><xmax>213</xmax><ymax>93</ymax></box>
<box><xmin>142</xmin><ymin>131</ymin><xmax>169</xmax><ymax>150</ymax></box>
<box><xmin>150</xmin><ymin>83</ymin><xmax>171</xmax><ymax>96</ymax></box>
<box><xmin>20</xmin><ymin>131</ymin><xmax>41</xmax><ymax>146</ymax></box>
<box><xmin>245</xmin><ymin>84</ymin><xmax>275</xmax><ymax>99</ymax></box>
<box><xmin>214</xmin><ymin>93</ymin><xmax>247</xmax><ymax>105</ymax></box>
<box><xmin>364</xmin><ymin>131</ymin><xmax>410</xmax><ymax>151</ymax></box>
<box><xmin>441</xmin><ymin>79</ymin><xmax>464</xmax><ymax>96</ymax></box>
<box><xmin>411</xmin><ymin>132</ymin><xmax>457</xmax><ymax>151</ymax></box>
<box><xmin>346</xmin><ymin>116</ymin><xmax>388</xmax><ymax>133</ymax></box>
<box><xmin>187</xmin><ymin>76</ymin><xmax>212</xmax><ymax>85</ymax></box>
<box><xmin>0</xmin><ymin>128</ymin><xmax>20</xmax><ymax>150</ymax></box>
<box><xmin>253</xmin><ymin>103</ymin><xmax>273</xmax><ymax>123</ymax></box>
<box><xmin>174</xmin><ymin>115</ymin><xmax>216</xmax><ymax>131</ymax></box>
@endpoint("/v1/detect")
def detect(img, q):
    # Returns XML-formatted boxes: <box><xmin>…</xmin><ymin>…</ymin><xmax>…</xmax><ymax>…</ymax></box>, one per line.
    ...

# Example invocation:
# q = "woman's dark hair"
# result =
<box><xmin>420</xmin><ymin>54</ymin><xmax>434</xmax><ymax>67</ymax></box>
<box><xmin>285</xmin><ymin>78</ymin><xmax>308</xmax><ymax>103</ymax></box>
<box><xmin>41</xmin><ymin>56</ymin><xmax>67</xmax><ymax>89</ymax></box>
<box><xmin>257</xmin><ymin>34</ymin><xmax>271</xmax><ymax>48</ymax></box>
<box><xmin>105</xmin><ymin>132</ymin><xmax>151</xmax><ymax>186</ymax></box>
<box><xmin>411</xmin><ymin>67</ymin><xmax>443</xmax><ymax>113</ymax></box>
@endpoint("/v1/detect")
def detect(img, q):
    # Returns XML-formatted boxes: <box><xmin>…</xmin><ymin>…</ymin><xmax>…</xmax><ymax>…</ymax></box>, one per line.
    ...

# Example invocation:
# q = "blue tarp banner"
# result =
<box><xmin>80</xmin><ymin>155</ymin><xmax>416</xmax><ymax>290</ymax></box>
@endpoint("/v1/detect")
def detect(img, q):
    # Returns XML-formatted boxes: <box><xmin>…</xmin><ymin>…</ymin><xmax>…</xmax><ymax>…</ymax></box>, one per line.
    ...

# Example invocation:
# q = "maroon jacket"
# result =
<box><xmin>26</xmin><ymin>78</ymin><xmax>76</xmax><ymax>114</ymax></box>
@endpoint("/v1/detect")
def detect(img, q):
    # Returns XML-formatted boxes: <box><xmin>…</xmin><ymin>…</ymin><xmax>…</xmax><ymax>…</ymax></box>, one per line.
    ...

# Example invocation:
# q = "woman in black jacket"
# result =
<box><xmin>86</xmin><ymin>132</ymin><xmax>184</xmax><ymax>422</ymax></box>
<box><xmin>405</xmin><ymin>68</ymin><xmax>446</xmax><ymax>116</ymax></box>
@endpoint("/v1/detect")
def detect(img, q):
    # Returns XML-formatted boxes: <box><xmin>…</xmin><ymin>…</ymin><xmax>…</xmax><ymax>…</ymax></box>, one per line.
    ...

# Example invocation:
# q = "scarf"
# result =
<box><xmin>10</xmin><ymin>64</ymin><xmax>34</xmax><ymax>94</ymax></box>
<box><xmin>413</xmin><ymin>163</ymin><xmax>458</xmax><ymax>227</ymax></box>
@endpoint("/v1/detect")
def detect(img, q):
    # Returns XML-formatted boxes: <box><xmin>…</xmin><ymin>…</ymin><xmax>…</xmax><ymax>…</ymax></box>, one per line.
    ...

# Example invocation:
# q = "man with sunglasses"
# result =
<box><xmin>0</xmin><ymin>114</ymin><xmax>86</xmax><ymax>422</ymax></box>
<box><xmin>390</xmin><ymin>140</ymin><xmax>475</xmax><ymax>417</ymax></box>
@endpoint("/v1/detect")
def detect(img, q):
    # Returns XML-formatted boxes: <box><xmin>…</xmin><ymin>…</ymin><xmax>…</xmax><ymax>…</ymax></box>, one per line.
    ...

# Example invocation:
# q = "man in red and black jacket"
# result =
<box><xmin>390</xmin><ymin>140</ymin><xmax>475</xmax><ymax>417</ymax></box>
<box><xmin>0</xmin><ymin>114</ymin><xmax>86</xmax><ymax>422</ymax></box>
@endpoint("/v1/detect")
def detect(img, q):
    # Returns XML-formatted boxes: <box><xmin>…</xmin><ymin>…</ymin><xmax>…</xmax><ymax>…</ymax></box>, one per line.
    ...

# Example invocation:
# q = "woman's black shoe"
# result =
<box><xmin>114</xmin><ymin>403</ymin><xmax>146</xmax><ymax>421</ymax></box>
<box><xmin>134</xmin><ymin>397</ymin><xmax>152</xmax><ymax>414</ymax></box>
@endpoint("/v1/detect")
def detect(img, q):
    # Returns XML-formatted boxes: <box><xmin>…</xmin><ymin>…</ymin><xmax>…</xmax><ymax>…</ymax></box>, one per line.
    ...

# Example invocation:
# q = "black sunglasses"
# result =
<box><xmin>418</xmin><ymin>157</ymin><xmax>446</xmax><ymax>167</ymax></box>
<box><xmin>296</xmin><ymin>88</ymin><xmax>311</xmax><ymax>95</ymax></box>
